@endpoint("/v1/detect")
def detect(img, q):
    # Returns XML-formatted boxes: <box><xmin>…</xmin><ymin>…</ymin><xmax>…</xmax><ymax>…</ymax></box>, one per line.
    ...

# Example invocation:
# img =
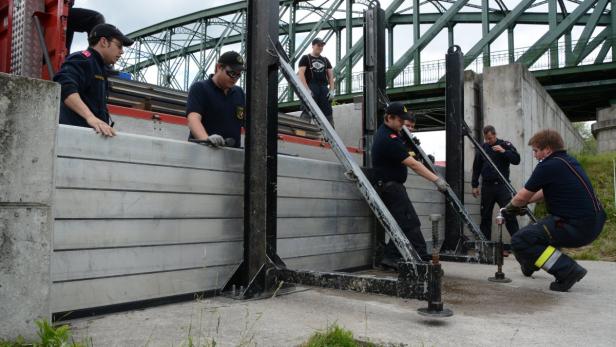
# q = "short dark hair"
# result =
<box><xmin>483</xmin><ymin>125</ymin><xmax>496</xmax><ymax>135</ymax></box>
<box><xmin>88</xmin><ymin>36</ymin><xmax>105</xmax><ymax>47</ymax></box>
<box><xmin>528</xmin><ymin>129</ymin><xmax>565</xmax><ymax>151</ymax></box>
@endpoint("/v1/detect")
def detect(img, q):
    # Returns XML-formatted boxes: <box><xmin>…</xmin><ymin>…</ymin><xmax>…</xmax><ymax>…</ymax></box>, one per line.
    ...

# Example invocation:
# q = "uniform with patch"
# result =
<box><xmin>53</xmin><ymin>48</ymin><xmax>110</xmax><ymax>127</ymax></box>
<box><xmin>186</xmin><ymin>75</ymin><xmax>245</xmax><ymax>148</ymax></box>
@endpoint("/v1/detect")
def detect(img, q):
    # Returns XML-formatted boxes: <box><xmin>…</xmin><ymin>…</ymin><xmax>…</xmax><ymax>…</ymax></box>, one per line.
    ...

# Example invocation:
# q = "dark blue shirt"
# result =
<box><xmin>472</xmin><ymin>138</ymin><xmax>520</xmax><ymax>187</ymax></box>
<box><xmin>53</xmin><ymin>48</ymin><xmax>110</xmax><ymax>127</ymax></box>
<box><xmin>186</xmin><ymin>77</ymin><xmax>245</xmax><ymax>148</ymax></box>
<box><xmin>371</xmin><ymin>124</ymin><xmax>410</xmax><ymax>184</ymax></box>
<box><xmin>524</xmin><ymin>151</ymin><xmax>601</xmax><ymax>219</ymax></box>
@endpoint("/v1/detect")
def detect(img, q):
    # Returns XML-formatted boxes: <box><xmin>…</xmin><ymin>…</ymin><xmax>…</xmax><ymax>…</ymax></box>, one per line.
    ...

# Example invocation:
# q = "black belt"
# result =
<box><xmin>482</xmin><ymin>179</ymin><xmax>504</xmax><ymax>185</ymax></box>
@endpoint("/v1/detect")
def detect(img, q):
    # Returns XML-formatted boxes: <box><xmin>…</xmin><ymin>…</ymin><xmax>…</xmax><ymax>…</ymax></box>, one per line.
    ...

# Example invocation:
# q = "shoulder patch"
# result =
<box><xmin>81</xmin><ymin>50</ymin><xmax>91</xmax><ymax>58</ymax></box>
<box><xmin>506</xmin><ymin>142</ymin><xmax>512</xmax><ymax>146</ymax></box>
<box><xmin>389</xmin><ymin>133</ymin><xmax>398</xmax><ymax>139</ymax></box>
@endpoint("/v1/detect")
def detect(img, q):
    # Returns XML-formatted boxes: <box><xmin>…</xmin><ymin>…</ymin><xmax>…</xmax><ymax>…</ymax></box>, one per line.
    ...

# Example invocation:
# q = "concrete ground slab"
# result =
<box><xmin>68</xmin><ymin>259</ymin><xmax>616</xmax><ymax>346</ymax></box>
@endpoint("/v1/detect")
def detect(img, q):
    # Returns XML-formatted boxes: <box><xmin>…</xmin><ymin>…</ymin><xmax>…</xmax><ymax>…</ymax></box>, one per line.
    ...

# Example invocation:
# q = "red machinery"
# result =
<box><xmin>0</xmin><ymin>0</ymin><xmax>69</xmax><ymax>78</ymax></box>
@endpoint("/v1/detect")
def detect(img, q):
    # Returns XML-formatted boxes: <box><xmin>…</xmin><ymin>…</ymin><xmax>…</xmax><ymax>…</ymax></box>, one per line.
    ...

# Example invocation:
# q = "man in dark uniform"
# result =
<box><xmin>53</xmin><ymin>23</ymin><xmax>133</xmax><ymax>137</ymax></box>
<box><xmin>372</xmin><ymin>102</ymin><xmax>449</xmax><ymax>267</ymax></box>
<box><xmin>298</xmin><ymin>38</ymin><xmax>336</xmax><ymax>127</ymax></box>
<box><xmin>506</xmin><ymin>129</ymin><xmax>605</xmax><ymax>292</ymax></box>
<box><xmin>471</xmin><ymin>125</ymin><xmax>521</xmax><ymax>250</ymax></box>
<box><xmin>186</xmin><ymin>51</ymin><xmax>246</xmax><ymax>148</ymax></box>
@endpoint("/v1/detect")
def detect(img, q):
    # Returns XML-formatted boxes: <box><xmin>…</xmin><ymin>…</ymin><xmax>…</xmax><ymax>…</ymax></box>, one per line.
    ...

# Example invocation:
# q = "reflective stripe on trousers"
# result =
<box><xmin>534</xmin><ymin>245</ymin><xmax>563</xmax><ymax>271</ymax></box>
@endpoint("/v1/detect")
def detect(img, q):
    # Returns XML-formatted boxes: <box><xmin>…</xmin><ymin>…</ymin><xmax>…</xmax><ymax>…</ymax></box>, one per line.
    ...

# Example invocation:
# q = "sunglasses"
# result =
<box><xmin>225</xmin><ymin>68</ymin><xmax>243</xmax><ymax>79</ymax></box>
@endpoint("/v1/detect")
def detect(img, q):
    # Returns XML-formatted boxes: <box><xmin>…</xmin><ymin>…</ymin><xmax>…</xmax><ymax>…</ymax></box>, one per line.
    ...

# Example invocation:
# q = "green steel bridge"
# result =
<box><xmin>117</xmin><ymin>0</ymin><xmax>616</xmax><ymax>127</ymax></box>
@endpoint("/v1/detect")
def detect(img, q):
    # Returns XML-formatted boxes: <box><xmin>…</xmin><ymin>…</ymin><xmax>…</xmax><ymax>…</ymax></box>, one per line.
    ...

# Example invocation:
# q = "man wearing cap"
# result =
<box><xmin>186</xmin><ymin>51</ymin><xmax>246</xmax><ymax>148</ymax></box>
<box><xmin>372</xmin><ymin>102</ymin><xmax>450</xmax><ymax>267</ymax></box>
<box><xmin>471</xmin><ymin>125</ymin><xmax>521</xmax><ymax>252</ymax></box>
<box><xmin>54</xmin><ymin>23</ymin><xmax>133</xmax><ymax>137</ymax></box>
<box><xmin>298</xmin><ymin>38</ymin><xmax>336</xmax><ymax>126</ymax></box>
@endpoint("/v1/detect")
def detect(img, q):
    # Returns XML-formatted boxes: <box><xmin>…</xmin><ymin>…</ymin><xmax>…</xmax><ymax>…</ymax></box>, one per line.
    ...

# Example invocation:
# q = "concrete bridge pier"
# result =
<box><xmin>593</xmin><ymin>103</ymin><xmax>616</xmax><ymax>153</ymax></box>
<box><xmin>0</xmin><ymin>73</ymin><xmax>58</xmax><ymax>340</ymax></box>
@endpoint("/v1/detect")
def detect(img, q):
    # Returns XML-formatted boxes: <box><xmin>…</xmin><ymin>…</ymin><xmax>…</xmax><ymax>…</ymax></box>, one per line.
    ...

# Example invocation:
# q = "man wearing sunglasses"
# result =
<box><xmin>54</xmin><ymin>23</ymin><xmax>133</xmax><ymax>137</ymax></box>
<box><xmin>186</xmin><ymin>51</ymin><xmax>246</xmax><ymax>148</ymax></box>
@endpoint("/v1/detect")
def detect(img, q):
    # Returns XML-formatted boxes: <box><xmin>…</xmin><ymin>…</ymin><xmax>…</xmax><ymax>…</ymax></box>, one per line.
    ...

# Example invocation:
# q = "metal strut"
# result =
<box><xmin>460</xmin><ymin>120</ymin><xmax>537</xmax><ymax>223</ymax></box>
<box><xmin>273</xmin><ymin>40</ymin><xmax>424</xmax><ymax>265</ymax></box>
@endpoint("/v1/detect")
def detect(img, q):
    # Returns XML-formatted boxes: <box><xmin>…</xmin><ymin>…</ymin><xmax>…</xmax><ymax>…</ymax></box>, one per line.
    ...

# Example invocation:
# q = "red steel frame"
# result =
<box><xmin>35</xmin><ymin>0</ymin><xmax>69</xmax><ymax>79</ymax></box>
<box><xmin>0</xmin><ymin>0</ymin><xmax>12</xmax><ymax>73</ymax></box>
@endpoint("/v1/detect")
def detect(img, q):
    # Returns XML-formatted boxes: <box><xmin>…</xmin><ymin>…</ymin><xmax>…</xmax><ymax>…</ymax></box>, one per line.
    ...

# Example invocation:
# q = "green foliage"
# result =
<box><xmin>302</xmin><ymin>324</ymin><xmax>377</xmax><ymax>347</ymax></box>
<box><xmin>0</xmin><ymin>320</ymin><xmax>89</xmax><ymax>347</ymax></box>
<box><xmin>566</xmin><ymin>152</ymin><xmax>616</xmax><ymax>261</ymax></box>
<box><xmin>572</xmin><ymin>122</ymin><xmax>597</xmax><ymax>155</ymax></box>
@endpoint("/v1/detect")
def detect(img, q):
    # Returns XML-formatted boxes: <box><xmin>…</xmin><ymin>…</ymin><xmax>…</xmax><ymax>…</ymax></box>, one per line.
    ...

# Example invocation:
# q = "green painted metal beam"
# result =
<box><xmin>571</xmin><ymin>0</ymin><xmax>610</xmax><ymax>65</ymax></box>
<box><xmin>577</xmin><ymin>25</ymin><xmax>609</xmax><ymax>62</ymax></box>
<box><xmin>549</xmin><ymin>0</ymin><xmax>558</xmax><ymax>68</ymax></box>
<box><xmin>516</xmin><ymin>0</ymin><xmax>598</xmax><ymax>67</ymax></box>
<box><xmin>594</xmin><ymin>39</ymin><xmax>612</xmax><ymax>63</ymax></box>
<box><xmin>612</xmin><ymin>0</ymin><xmax>616</xmax><ymax>61</ymax></box>
<box><xmin>332</xmin><ymin>0</ymin><xmax>405</xmax><ymax>81</ymax></box>
<box><xmin>508</xmin><ymin>26</ymin><xmax>515</xmax><ymax>63</ymax></box>
<box><xmin>345</xmin><ymin>0</ymin><xmax>353</xmax><ymax>94</ymax></box>
<box><xmin>482</xmin><ymin>0</ymin><xmax>490</xmax><ymax>67</ymax></box>
<box><xmin>463</xmin><ymin>0</ymin><xmax>535</xmax><ymax>68</ymax></box>
<box><xmin>387</xmin><ymin>0</ymin><xmax>470</xmax><ymax>81</ymax></box>
<box><xmin>413</xmin><ymin>0</ymin><xmax>420</xmax><ymax>85</ymax></box>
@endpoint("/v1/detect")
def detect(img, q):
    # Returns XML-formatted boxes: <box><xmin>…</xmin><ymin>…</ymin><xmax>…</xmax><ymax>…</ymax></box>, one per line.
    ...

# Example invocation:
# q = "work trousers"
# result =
<box><xmin>480</xmin><ymin>182</ymin><xmax>519</xmax><ymax>248</ymax></box>
<box><xmin>511</xmin><ymin>210</ymin><xmax>606</xmax><ymax>279</ymax></box>
<box><xmin>377</xmin><ymin>181</ymin><xmax>428</xmax><ymax>259</ymax></box>
<box><xmin>300</xmin><ymin>83</ymin><xmax>334</xmax><ymax>127</ymax></box>
<box><xmin>66</xmin><ymin>8</ymin><xmax>105</xmax><ymax>52</ymax></box>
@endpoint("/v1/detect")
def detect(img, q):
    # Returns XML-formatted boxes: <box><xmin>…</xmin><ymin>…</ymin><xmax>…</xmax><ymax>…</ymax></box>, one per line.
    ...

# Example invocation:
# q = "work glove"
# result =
<box><xmin>327</xmin><ymin>90</ymin><xmax>335</xmax><ymax>101</ymax></box>
<box><xmin>504</xmin><ymin>201</ymin><xmax>528</xmax><ymax>216</ymax></box>
<box><xmin>412</xmin><ymin>137</ymin><xmax>421</xmax><ymax>146</ymax></box>
<box><xmin>206</xmin><ymin>134</ymin><xmax>226</xmax><ymax>147</ymax></box>
<box><xmin>433</xmin><ymin>177</ymin><xmax>450</xmax><ymax>193</ymax></box>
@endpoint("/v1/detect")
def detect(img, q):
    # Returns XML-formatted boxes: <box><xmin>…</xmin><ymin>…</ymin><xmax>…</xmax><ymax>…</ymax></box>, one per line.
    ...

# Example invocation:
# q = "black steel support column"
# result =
<box><xmin>362</xmin><ymin>5</ymin><xmax>385</xmax><ymax>168</ymax></box>
<box><xmin>443</xmin><ymin>46</ymin><xmax>465</xmax><ymax>251</ymax></box>
<box><xmin>224</xmin><ymin>0</ymin><xmax>279</xmax><ymax>299</ymax></box>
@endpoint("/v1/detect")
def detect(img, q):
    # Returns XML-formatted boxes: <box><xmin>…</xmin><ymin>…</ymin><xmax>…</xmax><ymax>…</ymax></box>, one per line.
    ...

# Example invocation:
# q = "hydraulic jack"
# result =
<box><xmin>488</xmin><ymin>209</ymin><xmax>512</xmax><ymax>283</ymax></box>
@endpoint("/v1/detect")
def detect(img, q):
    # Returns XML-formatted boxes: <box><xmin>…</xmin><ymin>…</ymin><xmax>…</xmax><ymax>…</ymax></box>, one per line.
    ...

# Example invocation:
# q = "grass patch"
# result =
<box><xmin>301</xmin><ymin>323</ymin><xmax>378</xmax><ymax>347</ymax></box>
<box><xmin>0</xmin><ymin>320</ymin><xmax>90</xmax><ymax>347</ymax></box>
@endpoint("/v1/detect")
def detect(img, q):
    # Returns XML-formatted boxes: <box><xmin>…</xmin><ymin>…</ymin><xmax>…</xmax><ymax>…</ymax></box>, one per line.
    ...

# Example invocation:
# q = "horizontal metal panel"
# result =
<box><xmin>54</xmin><ymin>190</ymin><xmax>244</xmax><ymax>219</ymax></box>
<box><xmin>278</xmin><ymin>217</ymin><xmax>373</xmax><ymax>239</ymax></box>
<box><xmin>284</xmin><ymin>249</ymin><xmax>372</xmax><ymax>272</ymax></box>
<box><xmin>54</xmin><ymin>219</ymin><xmax>242</xmax><ymax>250</ymax></box>
<box><xmin>54</xmin><ymin>217</ymin><xmax>373</xmax><ymax>250</ymax></box>
<box><xmin>57</xmin><ymin>125</ymin><xmax>245</xmax><ymax>172</ymax></box>
<box><xmin>52</xmin><ymin>242</ymin><xmax>243</xmax><ymax>282</ymax></box>
<box><xmin>278</xmin><ymin>233</ymin><xmax>372</xmax><ymax>259</ymax></box>
<box><xmin>56</xmin><ymin>158</ymin><xmax>361</xmax><ymax>200</ymax></box>
<box><xmin>55</xmin><ymin>190</ymin><xmax>370</xmax><ymax>219</ymax></box>
<box><xmin>50</xmin><ymin>265</ymin><xmax>236</xmax><ymax>313</ymax></box>
<box><xmin>56</xmin><ymin>157</ymin><xmax>244</xmax><ymax>195</ymax></box>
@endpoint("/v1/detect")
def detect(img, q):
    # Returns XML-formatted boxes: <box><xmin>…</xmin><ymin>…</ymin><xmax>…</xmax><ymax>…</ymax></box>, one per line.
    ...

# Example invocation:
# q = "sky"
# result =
<box><xmin>72</xmin><ymin>0</ymin><xmax>596</xmax><ymax>160</ymax></box>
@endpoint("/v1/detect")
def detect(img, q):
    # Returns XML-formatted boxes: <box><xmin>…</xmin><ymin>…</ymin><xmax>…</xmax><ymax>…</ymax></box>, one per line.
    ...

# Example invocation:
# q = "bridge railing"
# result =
<box><xmin>279</xmin><ymin>38</ymin><xmax>612</xmax><ymax>101</ymax></box>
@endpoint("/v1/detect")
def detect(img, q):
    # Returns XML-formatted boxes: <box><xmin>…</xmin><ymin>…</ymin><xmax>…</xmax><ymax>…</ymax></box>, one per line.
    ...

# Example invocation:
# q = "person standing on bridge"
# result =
<box><xmin>53</xmin><ymin>23</ymin><xmax>133</xmax><ymax>137</ymax></box>
<box><xmin>471</xmin><ymin>125</ymin><xmax>521</xmax><ymax>253</ymax></box>
<box><xmin>186</xmin><ymin>51</ymin><xmax>246</xmax><ymax>148</ymax></box>
<box><xmin>505</xmin><ymin>129</ymin><xmax>605</xmax><ymax>292</ymax></box>
<box><xmin>298</xmin><ymin>38</ymin><xmax>336</xmax><ymax>127</ymax></box>
<box><xmin>372</xmin><ymin>102</ymin><xmax>450</xmax><ymax>268</ymax></box>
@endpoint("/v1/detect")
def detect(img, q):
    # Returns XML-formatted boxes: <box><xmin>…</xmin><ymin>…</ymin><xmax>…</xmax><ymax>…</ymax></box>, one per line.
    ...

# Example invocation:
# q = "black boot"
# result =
<box><xmin>513</xmin><ymin>251</ymin><xmax>538</xmax><ymax>277</ymax></box>
<box><xmin>550</xmin><ymin>262</ymin><xmax>587</xmax><ymax>292</ymax></box>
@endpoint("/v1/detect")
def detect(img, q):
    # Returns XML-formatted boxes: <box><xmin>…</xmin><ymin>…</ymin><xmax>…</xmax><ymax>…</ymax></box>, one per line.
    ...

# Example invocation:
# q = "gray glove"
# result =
<box><xmin>327</xmin><ymin>90</ymin><xmax>335</xmax><ymax>101</ymax></box>
<box><xmin>207</xmin><ymin>134</ymin><xmax>226</xmax><ymax>147</ymax></box>
<box><xmin>433</xmin><ymin>177</ymin><xmax>450</xmax><ymax>192</ymax></box>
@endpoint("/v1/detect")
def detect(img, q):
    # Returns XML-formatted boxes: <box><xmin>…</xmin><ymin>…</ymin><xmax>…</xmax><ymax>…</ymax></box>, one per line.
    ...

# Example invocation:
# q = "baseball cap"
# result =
<box><xmin>218</xmin><ymin>51</ymin><xmax>245</xmax><ymax>71</ymax></box>
<box><xmin>312</xmin><ymin>37</ymin><xmax>326</xmax><ymax>46</ymax></box>
<box><xmin>89</xmin><ymin>24</ymin><xmax>134</xmax><ymax>46</ymax></box>
<box><xmin>385</xmin><ymin>102</ymin><xmax>413</xmax><ymax>121</ymax></box>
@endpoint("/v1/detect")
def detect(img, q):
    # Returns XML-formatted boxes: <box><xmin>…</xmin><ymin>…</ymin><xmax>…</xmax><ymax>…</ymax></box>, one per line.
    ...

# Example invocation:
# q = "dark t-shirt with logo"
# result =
<box><xmin>186</xmin><ymin>76</ymin><xmax>245</xmax><ymax>148</ymax></box>
<box><xmin>298</xmin><ymin>54</ymin><xmax>332</xmax><ymax>86</ymax></box>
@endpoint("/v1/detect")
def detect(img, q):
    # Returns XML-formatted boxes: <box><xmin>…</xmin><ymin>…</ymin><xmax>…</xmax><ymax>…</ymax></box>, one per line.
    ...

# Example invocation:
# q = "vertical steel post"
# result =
<box><xmin>508</xmin><ymin>26</ymin><xmax>515</xmax><ymax>64</ymax></box>
<box><xmin>548</xmin><ymin>0</ymin><xmax>559</xmax><ymax>68</ymax></box>
<box><xmin>224</xmin><ymin>0</ymin><xmax>279</xmax><ymax>299</ymax></box>
<box><xmin>488</xmin><ymin>210</ymin><xmax>512</xmax><ymax>283</ymax></box>
<box><xmin>345</xmin><ymin>0</ymin><xmax>353</xmax><ymax>94</ymax></box>
<box><xmin>387</xmin><ymin>25</ymin><xmax>394</xmax><ymax>87</ymax></box>
<box><xmin>443</xmin><ymin>46</ymin><xmax>465</xmax><ymax>251</ymax></box>
<box><xmin>413</xmin><ymin>0</ymin><xmax>420</xmax><ymax>85</ymax></box>
<box><xmin>288</xmin><ymin>2</ymin><xmax>296</xmax><ymax>101</ymax></box>
<box><xmin>612</xmin><ymin>0</ymin><xmax>616</xmax><ymax>62</ymax></box>
<box><xmin>448</xmin><ymin>25</ymin><xmax>454</xmax><ymax>49</ymax></box>
<box><xmin>482</xmin><ymin>0</ymin><xmax>490</xmax><ymax>67</ymax></box>
<box><xmin>565</xmin><ymin>30</ymin><xmax>572</xmax><ymax>66</ymax></box>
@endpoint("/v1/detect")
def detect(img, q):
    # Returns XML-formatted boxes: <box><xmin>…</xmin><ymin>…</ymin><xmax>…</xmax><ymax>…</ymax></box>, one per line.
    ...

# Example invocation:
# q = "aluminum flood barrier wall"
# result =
<box><xmin>48</xmin><ymin>125</ymin><xmax>478</xmax><ymax>313</ymax></box>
